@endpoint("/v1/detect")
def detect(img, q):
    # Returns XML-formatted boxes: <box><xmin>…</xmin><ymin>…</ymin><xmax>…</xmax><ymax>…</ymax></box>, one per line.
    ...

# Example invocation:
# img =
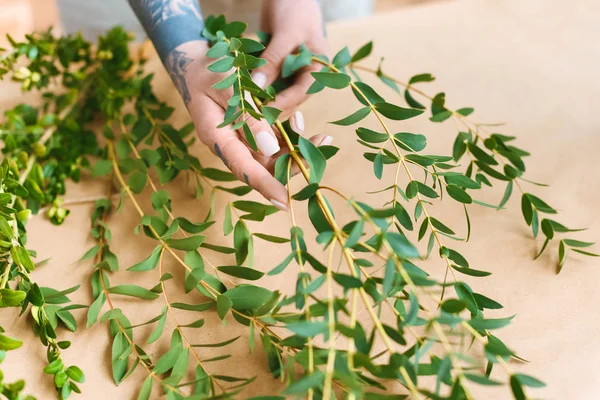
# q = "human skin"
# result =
<box><xmin>127</xmin><ymin>0</ymin><xmax>331</xmax><ymax>210</ymax></box>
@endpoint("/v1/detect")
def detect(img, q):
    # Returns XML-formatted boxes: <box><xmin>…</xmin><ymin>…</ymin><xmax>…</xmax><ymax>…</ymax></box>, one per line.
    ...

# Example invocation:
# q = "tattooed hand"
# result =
<box><xmin>182</xmin><ymin>41</ymin><xmax>333</xmax><ymax>211</ymax></box>
<box><xmin>129</xmin><ymin>0</ymin><xmax>332</xmax><ymax>210</ymax></box>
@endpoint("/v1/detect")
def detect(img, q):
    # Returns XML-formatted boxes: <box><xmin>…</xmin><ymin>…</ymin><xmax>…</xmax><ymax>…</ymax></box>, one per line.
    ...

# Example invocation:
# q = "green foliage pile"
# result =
<box><xmin>0</xmin><ymin>16</ymin><xmax>595</xmax><ymax>400</ymax></box>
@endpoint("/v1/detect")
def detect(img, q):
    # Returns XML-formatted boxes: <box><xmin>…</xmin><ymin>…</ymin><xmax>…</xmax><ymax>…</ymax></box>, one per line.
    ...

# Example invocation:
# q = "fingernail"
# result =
<box><xmin>251</xmin><ymin>72</ymin><xmax>267</xmax><ymax>89</ymax></box>
<box><xmin>292</xmin><ymin>111</ymin><xmax>305</xmax><ymax>133</ymax></box>
<box><xmin>320</xmin><ymin>136</ymin><xmax>333</xmax><ymax>146</ymax></box>
<box><xmin>256</xmin><ymin>131</ymin><xmax>280</xmax><ymax>157</ymax></box>
<box><xmin>270</xmin><ymin>199</ymin><xmax>289</xmax><ymax>212</ymax></box>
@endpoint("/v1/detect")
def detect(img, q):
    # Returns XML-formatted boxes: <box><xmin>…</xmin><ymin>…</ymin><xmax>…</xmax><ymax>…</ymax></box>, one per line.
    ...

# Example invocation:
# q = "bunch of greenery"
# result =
<box><xmin>0</xmin><ymin>15</ymin><xmax>596</xmax><ymax>400</ymax></box>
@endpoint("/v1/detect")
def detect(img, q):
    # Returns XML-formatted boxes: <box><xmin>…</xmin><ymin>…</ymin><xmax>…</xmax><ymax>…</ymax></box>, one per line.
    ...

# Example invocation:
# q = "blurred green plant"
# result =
<box><xmin>0</xmin><ymin>14</ymin><xmax>595</xmax><ymax>400</ymax></box>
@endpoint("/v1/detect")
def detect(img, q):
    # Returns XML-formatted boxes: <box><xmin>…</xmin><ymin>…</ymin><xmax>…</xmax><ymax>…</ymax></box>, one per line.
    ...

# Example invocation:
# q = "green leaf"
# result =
<box><xmin>572</xmin><ymin>249</ymin><xmax>600</xmax><ymax>257</ymax></box>
<box><xmin>217</xmin><ymin>266</ymin><xmax>264</xmax><ymax>281</ymax></box>
<box><xmin>409</xmin><ymin>73</ymin><xmax>435</xmax><ymax>84</ymax></box>
<box><xmin>345</xmin><ymin>219</ymin><xmax>364</xmax><ymax>248</ymax></box>
<box><xmin>107</xmin><ymin>285</ymin><xmax>159</xmax><ymax>300</ymax></box>
<box><xmin>282</xmin><ymin>371</ymin><xmax>325</xmax><ymax>395</ymax></box>
<box><xmin>441</xmin><ymin>299</ymin><xmax>466</xmax><ymax>314</ymax></box>
<box><xmin>66</xmin><ymin>365</ymin><xmax>85</xmax><ymax>383</ymax></box>
<box><xmin>128</xmin><ymin>171</ymin><xmax>147</xmax><ymax>194</ymax></box>
<box><xmin>332</xmin><ymin>46</ymin><xmax>351</xmax><ymax>68</ymax></box>
<box><xmin>333</xmin><ymin>273</ymin><xmax>363</xmax><ymax>289</ymax></box>
<box><xmin>331</xmin><ymin>106</ymin><xmax>371</xmax><ymax>126</ymax></box>
<box><xmin>201</xmin><ymin>168</ymin><xmax>237</xmax><ymax>182</ymax></box>
<box><xmin>137</xmin><ymin>376</ymin><xmax>153</xmax><ymax>400</ymax></box>
<box><xmin>514</xmin><ymin>373</ymin><xmax>546</xmax><ymax>388</ymax></box>
<box><xmin>351</xmin><ymin>41</ymin><xmax>373</xmax><ymax>62</ymax></box>
<box><xmin>0</xmin><ymin>289</ymin><xmax>26</xmax><ymax>307</ymax></box>
<box><xmin>563</xmin><ymin>239</ymin><xmax>595</xmax><ymax>248</ymax></box>
<box><xmin>86</xmin><ymin>292</ymin><xmax>105</xmax><ymax>328</ymax></box>
<box><xmin>373</xmin><ymin>153</ymin><xmax>384</xmax><ymax>179</ymax></box>
<box><xmin>521</xmin><ymin>194</ymin><xmax>533</xmax><ymax>225</ymax></box>
<box><xmin>234</xmin><ymin>221</ymin><xmax>251</xmax><ymax>265</ymax></box>
<box><xmin>11</xmin><ymin>246</ymin><xmax>35</xmax><ymax>271</ymax></box>
<box><xmin>208</xmin><ymin>56</ymin><xmax>234</xmax><ymax>73</ymax></box>
<box><xmin>191</xmin><ymin>336</ymin><xmax>240</xmax><ymax>348</ymax></box>
<box><xmin>262</xmin><ymin>106</ymin><xmax>282</xmax><ymax>125</ymax></box>
<box><xmin>286</xmin><ymin>321</ymin><xmax>327</xmax><ymax>337</ymax></box>
<box><xmin>442</xmin><ymin>172</ymin><xmax>480</xmax><ymax>189</ymax></box>
<box><xmin>541</xmin><ymin>219</ymin><xmax>554</xmax><ymax>239</ymax></box>
<box><xmin>464</xmin><ymin>373</ymin><xmax>501</xmax><ymax>386</ymax></box>
<box><xmin>206</xmin><ymin>41</ymin><xmax>230</xmax><ymax>58</ymax></box>
<box><xmin>456</xmin><ymin>107</ymin><xmax>474</xmax><ymax>116</ymax></box>
<box><xmin>238</xmin><ymin>38</ymin><xmax>265</xmax><ymax>53</ymax></box>
<box><xmin>394</xmin><ymin>132</ymin><xmax>427</xmax><ymax>152</ymax></box>
<box><xmin>446</xmin><ymin>185</ymin><xmax>472</xmax><ymax>204</ymax></box>
<box><xmin>311</xmin><ymin>71</ymin><xmax>351</xmax><ymax>89</ymax></box>
<box><xmin>498</xmin><ymin>181</ymin><xmax>513</xmax><ymax>209</ymax></box>
<box><xmin>128</xmin><ymin>246</ymin><xmax>162</xmax><ymax>271</ymax></box>
<box><xmin>353</xmin><ymin>81</ymin><xmax>385</xmax><ymax>105</ymax></box>
<box><xmin>299</xmin><ymin>137</ymin><xmax>326</xmax><ymax>184</ymax></box>
<box><xmin>253</xmin><ymin>233</ymin><xmax>290</xmax><ymax>243</ymax></box>
<box><xmin>526</xmin><ymin>194</ymin><xmax>556</xmax><ymax>214</ymax></box>
<box><xmin>386</xmin><ymin>232</ymin><xmax>419</xmax><ymax>258</ymax></box>
<box><xmin>376</xmin><ymin>103</ymin><xmax>424</xmax><ymax>121</ymax></box>
<box><xmin>469</xmin><ymin>315</ymin><xmax>514</xmax><ymax>330</ymax></box>
<box><xmin>468</xmin><ymin>143</ymin><xmax>497</xmax><ymax>165</ymax></box>
<box><xmin>217</xmin><ymin>294</ymin><xmax>233</xmax><ymax>319</ymax></box>
<box><xmin>455</xmin><ymin>282</ymin><xmax>478</xmax><ymax>313</ymax></box>
<box><xmin>223</xmin><ymin>284</ymin><xmax>274</xmax><ymax>313</ymax></box>
<box><xmin>268</xmin><ymin>253</ymin><xmax>295</xmax><ymax>276</ymax></box>
<box><xmin>430</xmin><ymin>217</ymin><xmax>455</xmax><ymax>235</ymax></box>
<box><xmin>166</xmin><ymin>235</ymin><xmax>206</xmax><ymax>251</ymax></box>
<box><xmin>510</xmin><ymin>375</ymin><xmax>526</xmax><ymax>400</ymax></box>
<box><xmin>0</xmin><ymin>333</ymin><xmax>22</xmax><ymax>350</ymax></box>
<box><xmin>356</xmin><ymin>127</ymin><xmax>388</xmax><ymax>143</ymax></box>
<box><xmin>147</xmin><ymin>307</ymin><xmax>167</xmax><ymax>344</ymax></box>
<box><xmin>451</xmin><ymin>265</ymin><xmax>491</xmax><ymax>277</ymax></box>
<box><xmin>292</xmin><ymin>183</ymin><xmax>319</xmax><ymax>201</ymax></box>
<box><xmin>92</xmin><ymin>160</ymin><xmax>113</xmax><ymax>178</ymax></box>
<box><xmin>185</xmin><ymin>262</ymin><xmax>206</xmax><ymax>294</ymax></box>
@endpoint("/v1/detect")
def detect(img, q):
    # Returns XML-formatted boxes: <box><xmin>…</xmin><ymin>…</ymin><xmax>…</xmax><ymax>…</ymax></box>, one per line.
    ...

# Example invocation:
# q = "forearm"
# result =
<box><xmin>127</xmin><ymin>0</ymin><xmax>206</xmax><ymax>105</ymax></box>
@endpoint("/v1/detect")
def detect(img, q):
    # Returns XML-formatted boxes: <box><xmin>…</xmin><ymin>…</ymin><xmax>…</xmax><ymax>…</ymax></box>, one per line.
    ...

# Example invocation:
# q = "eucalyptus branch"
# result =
<box><xmin>350</xmin><ymin>61</ymin><xmax>598</xmax><ymax>272</ymax></box>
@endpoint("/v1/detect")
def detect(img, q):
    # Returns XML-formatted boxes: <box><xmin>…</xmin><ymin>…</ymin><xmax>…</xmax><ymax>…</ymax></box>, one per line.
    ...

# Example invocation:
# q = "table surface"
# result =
<box><xmin>2</xmin><ymin>0</ymin><xmax>600</xmax><ymax>399</ymax></box>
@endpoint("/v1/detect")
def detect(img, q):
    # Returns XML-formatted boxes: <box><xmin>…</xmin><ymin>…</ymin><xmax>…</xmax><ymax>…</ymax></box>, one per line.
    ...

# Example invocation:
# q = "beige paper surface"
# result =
<box><xmin>1</xmin><ymin>0</ymin><xmax>599</xmax><ymax>398</ymax></box>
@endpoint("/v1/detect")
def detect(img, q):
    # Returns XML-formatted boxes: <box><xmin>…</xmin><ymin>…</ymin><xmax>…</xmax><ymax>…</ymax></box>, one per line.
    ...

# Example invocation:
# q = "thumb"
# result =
<box><xmin>251</xmin><ymin>34</ymin><xmax>298</xmax><ymax>89</ymax></box>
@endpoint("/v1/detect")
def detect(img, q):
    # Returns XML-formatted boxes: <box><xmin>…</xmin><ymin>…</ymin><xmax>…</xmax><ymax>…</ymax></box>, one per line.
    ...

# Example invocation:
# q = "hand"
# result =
<box><xmin>253</xmin><ymin>0</ymin><xmax>330</xmax><ymax>118</ymax></box>
<box><xmin>176</xmin><ymin>41</ymin><xmax>333</xmax><ymax>211</ymax></box>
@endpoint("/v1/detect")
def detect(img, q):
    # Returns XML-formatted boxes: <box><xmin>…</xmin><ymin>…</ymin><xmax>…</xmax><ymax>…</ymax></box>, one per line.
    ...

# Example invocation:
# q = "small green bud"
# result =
<box><xmin>18</xmin><ymin>151</ymin><xmax>28</xmax><ymax>164</ymax></box>
<box><xmin>32</xmin><ymin>142</ymin><xmax>46</xmax><ymax>157</ymax></box>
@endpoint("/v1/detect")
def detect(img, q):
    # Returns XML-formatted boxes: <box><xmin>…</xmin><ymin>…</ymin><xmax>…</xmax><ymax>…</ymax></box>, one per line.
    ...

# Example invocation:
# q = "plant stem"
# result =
<box><xmin>252</xmin><ymin>96</ymin><xmax>422</xmax><ymax>398</ymax></box>
<box><xmin>322</xmin><ymin>244</ymin><xmax>337</xmax><ymax>400</ymax></box>
<box><xmin>158</xmin><ymin>248</ymin><xmax>226</xmax><ymax>394</ymax></box>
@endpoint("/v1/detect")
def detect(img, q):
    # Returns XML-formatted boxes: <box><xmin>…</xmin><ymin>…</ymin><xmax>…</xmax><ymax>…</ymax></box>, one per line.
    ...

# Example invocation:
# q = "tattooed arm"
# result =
<box><xmin>127</xmin><ymin>0</ymin><xmax>204</xmax><ymax>105</ymax></box>
<box><xmin>127</xmin><ymin>0</ymin><xmax>331</xmax><ymax>210</ymax></box>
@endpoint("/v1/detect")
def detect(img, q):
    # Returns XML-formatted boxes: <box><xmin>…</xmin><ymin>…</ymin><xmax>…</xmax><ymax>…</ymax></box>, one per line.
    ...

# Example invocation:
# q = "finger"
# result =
<box><xmin>194</xmin><ymin>101</ymin><xmax>289</xmax><ymax>210</ymax></box>
<box><xmin>251</xmin><ymin>33</ymin><xmax>299</xmax><ymax>89</ymax></box>
<box><xmin>264</xmin><ymin>134</ymin><xmax>333</xmax><ymax>176</ymax></box>
<box><xmin>271</xmin><ymin>64</ymin><xmax>321</xmax><ymax>117</ymax></box>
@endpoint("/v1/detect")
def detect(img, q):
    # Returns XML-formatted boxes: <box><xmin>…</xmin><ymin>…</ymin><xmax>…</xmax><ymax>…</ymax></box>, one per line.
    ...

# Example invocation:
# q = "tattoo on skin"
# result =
<box><xmin>243</xmin><ymin>173</ymin><xmax>250</xmax><ymax>185</ymax></box>
<box><xmin>140</xmin><ymin>0</ymin><xmax>202</xmax><ymax>29</ymax></box>
<box><xmin>128</xmin><ymin>0</ymin><xmax>204</xmax><ymax>104</ymax></box>
<box><xmin>166</xmin><ymin>49</ymin><xmax>193</xmax><ymax>106</ymax></box>
<box><xmin>214</xmin><ymin>143</ymin><xmax>228</xmax><ymax>167</ymax></box>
